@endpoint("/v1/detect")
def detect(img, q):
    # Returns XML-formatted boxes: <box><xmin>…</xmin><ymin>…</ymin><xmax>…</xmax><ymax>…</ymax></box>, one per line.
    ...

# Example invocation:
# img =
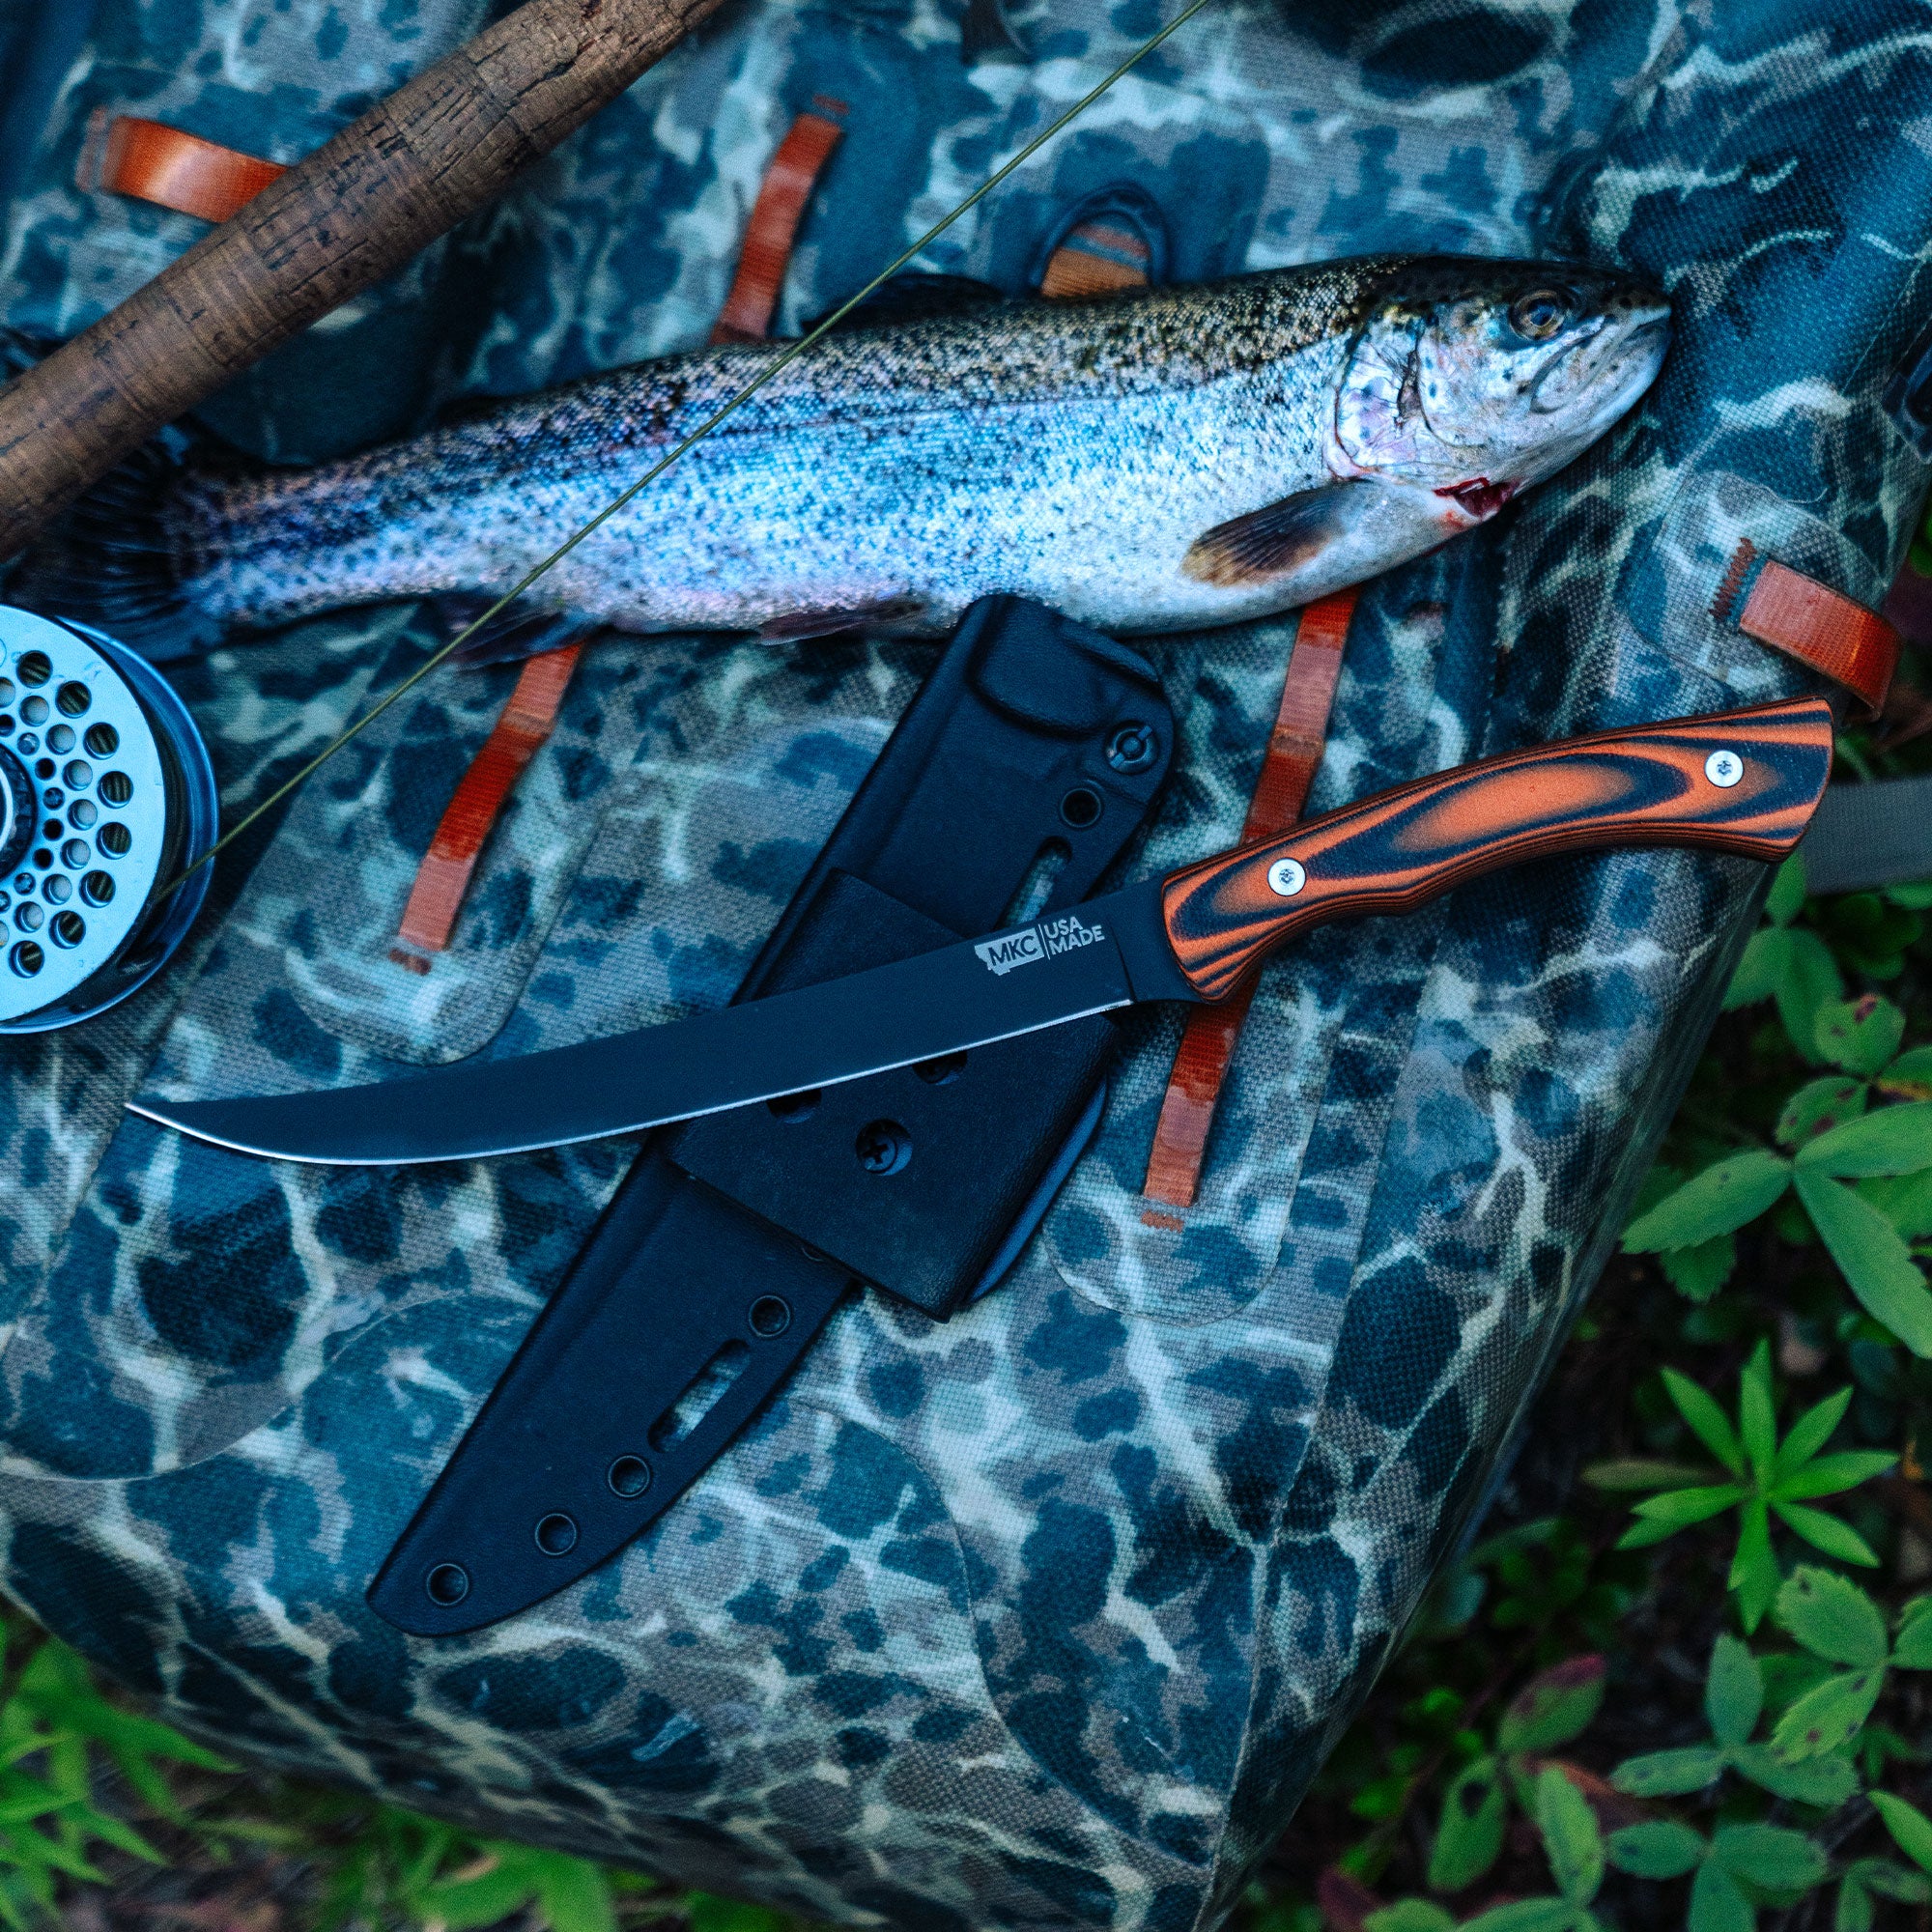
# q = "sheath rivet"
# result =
<box><xmin>608</xmin><ymin>1456</ymin><xmax>652</xmax><ymax>1498</ymax></box>
<box><xmin>1705</xmin><ymin>749</ymin><xmax>1744</xmax><ymax>788</ymax></box>
<box><xmin>1106</xmin><ymin>722</ymin><xmax>1159</xmax><ymax>774</ymax></box>
<box><xmin>749</xmin><ymin>1294</ymin><xmax>792</xmax><ymax>1338</ymax></box>
<box><xmin>424</xmin><ymin>1563</ymin><xmax>469</xmax><ymax>1606</ymax></box>
<box><xmin>534</xmin><ymin>1512</ymin><xmax>579</xmax><ymax>1556</ymax></box>
<box><xmin>1266</xmin><ymin>856</ymin><xmax>1307</xmax><ymax>897</ymax></box>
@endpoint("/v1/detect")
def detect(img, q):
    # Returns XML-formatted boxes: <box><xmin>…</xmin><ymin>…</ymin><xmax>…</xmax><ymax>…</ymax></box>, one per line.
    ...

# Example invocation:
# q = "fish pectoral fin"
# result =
<box><xmin>1181</xmin><ymin>482</ymin><xmax>1367</xmax><ymax>587</ymax></box>
<box><xmin>757</xmin><ymin>595</ymin><xmax>926</xmax><ymax>644</ymax></box>
<box><xmin>429</xmin><ymin>593</ymin><xmax>608</xmax><ymax>668</ymax></box>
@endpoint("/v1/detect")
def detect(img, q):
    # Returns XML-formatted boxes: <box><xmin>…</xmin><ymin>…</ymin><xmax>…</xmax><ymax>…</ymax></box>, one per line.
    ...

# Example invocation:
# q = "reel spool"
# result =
<box><xmin>0</xmin><ymin>605</ymin><xmax>215</xmax><ymax>1033</ymax></box>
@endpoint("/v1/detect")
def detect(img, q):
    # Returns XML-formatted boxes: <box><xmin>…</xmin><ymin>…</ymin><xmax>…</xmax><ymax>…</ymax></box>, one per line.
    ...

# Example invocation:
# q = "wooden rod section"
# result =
<box><xmin>0</xmin><ymin>0</ymin><xmax>729</xmax><ymax>560</ymax></box>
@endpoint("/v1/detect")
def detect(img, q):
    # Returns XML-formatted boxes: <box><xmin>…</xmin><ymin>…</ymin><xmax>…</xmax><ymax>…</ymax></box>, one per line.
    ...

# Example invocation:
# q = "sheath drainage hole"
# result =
<box><xmin>649</xmin><ymin>1339</ymin><xmax>750</xmax><ymax>1452</ymax></box>
<box><xmin>607</xmin><ymin>1456</ymin><xmax>652</xmax><ymax>1499</ymax></box>
<box><xmin>534</xmin><ymin>1513</ymin><xmax>579</xmax><ymax>1557</ymax></box>
<box><xmin>83</xmin><ymin>724</ymin><xmax>117</xmax><ymax>757</ymax></box>
<box><xmin>424</xmin><ymin>1563</ymin><xmax>469</xmax><ymax>1606</ymax></box>
<box><xmin>767</xmin><ymin>1088</ymin><xmax>820</xmax><ymax>1123</ymax></box>
<box><xmin>914</xmin><ymin>1051</ymin><xmax>967</xmax><ymax>1085</ymax></box>
<box><xmin>99</xmin><ymin>771</ymin><xmax>132</xmax><ymax>807</ymax></box>
<box><xmin>98</xmin><ymin>822</ymin><xmax>130</xmax><ymax>857</ymax></box>
<box><xmin>1059</xmin><ymin>784</ymin><xmax>1103</xmax><ymax>830</ymax></box>
<box><xmin>14</xmin><ymin>654</ymin><xmax>47</xmax><ymax>688</ymax></box>
<box><xmin>856</xmin><ymin>1120</ymin><xmax>912</xmax><ymax>1176</ymax></box>
<box><xmin>749</xmin><ymin>1294</ymin><xmax>792</xmax><ymax>1338</ymax></box>
<box><xmin>9</xmin><ymin>941</ymin><xmax>41</xmax><ymax>978</ymax></box>
<box><xmin>55</xmin><ymin>682</ymin><xmax>90</xmax><ymax>717</ymax></box>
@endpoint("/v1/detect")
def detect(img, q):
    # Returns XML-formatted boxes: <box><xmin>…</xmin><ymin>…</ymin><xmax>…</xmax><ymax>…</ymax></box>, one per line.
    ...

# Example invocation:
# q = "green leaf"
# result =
<box><xmin>1779</xmin><ymin>927</ymin><xmax>1847</xmax><ymax>1061</ymax></box>
<box><xmin>1619</xmin><ymin>1485</ymin><xmax>1746</xmax><ymax>1548</ymax></box>
<box><xmin>1610</xmin><ymin>1744</ymin><xmax>1726</xmax><ymax>1797</ymax></box>
<box><xmin>1460</xmin><ymin>1903</ymin><xmax>1575</xmax><ymax>1932</ymax></box>
<box><xmin>1773</xmin><ymin>1386</ymin><xmax>1854</xmax><ymax>1480</ymax></box>
<box><xmin>1366</xmin><ymin>1903</ymin><xmax>1459</xmax><ymax>1932</ymax></box>
<box><xmin>1777</xmin><ymin>1077</ymin><xmax>1868</xmax><ymax>1149</ymax></box>
<box><xmin>1836</xmin><ymin>1860</ymin><xmax>1929</xmax><ymax>1932</ymax></box>
<box><xmin>1729</xmin><ymin>1741</ymin><xmax>1859</xmax><ymax>1805</ymax></box>
<box><xmin>1768</xmin><ymin>853</ymin><xmax>1807</xmax><ymax>925</ymax></box>
<box><xmin>1773</xmin><ymin>1500</ymin><xmax>1883</xmax><ymax>1567</ymax></box>
<box><xmin>1662</xmin><ymin>1367</ymin><xmax>1747</xmax><ymax>1472</ymax></box>
<box><xmin>1710</xmin><ymin>1822</ymin><xmax>1829</xmax><ymax>1891</ymax></box>
<box><xmin>1882</xmin><ymin>1043</ymin><xmax>1932</xmax><ymax>1094</ymax></box>
<box><xmin>1605</xmin><ymin>1820</ymin><xmax>1705</xmax><ymax>1880</ymax></box>
<box><xmin>1740</xmin><ymin>1341</ymin><xmax>1776</xmax><ymax>1482</ymax></box>
<box><xmin>1726</xmin><ymin>925</ymin><xmax>1790</xmax><ymax>1010</ymax></box>
<box><xmin>1771</xmin><ymin>1667</ymin><xmax>1886</xmax><ymax>1761</ymax></box>
<box><xmin>1816</xmin><ymin>996</ymin><xmax>1907</xmax><ymax>1077</ymax></box>
<box><xmin>1774</xmin><ymin>1449</ymin><xmax>1898</xmax><ymax>1498</ymax></box>
<box><xmin>1428</xmin><ymin>1755</ymin><xmax>1507</xmax><ymax>1893</ymax></box>
<box><xmin>1892</xmin><ymin>1598</ymin><xmax>1932</xmax><ymax>1669</ymax></box>
<box><xmin>1660</xmin><ymin>1235</ymin><xmax>1738</xmax><ymax>1302</ymax></box>
<box><xmin>1534</xmin><ymin>1766</ymin><xmax>1603</xmax><ymax>1908</ymax></box>
<box><xmin>1872</xmin><ymin>1792</ymin><xmax>1932</xmax><ymax>1875</ymax></box>
<box><xmin>1497</xmin><ymin>1659</ymin><xmax>1605</xmax><ymax>1755</ymax></box>
<box><xmin>1581</xmin><ymin>1459</ymin><xmax>1716</xmax><ymax>1492</ymax></box>
<box><xmin>1793</xmin><ymin>1168</ymin><xmax>1932</xmax><ymax>1355</ymax></box>
<box><xmin>530</xmin><ymin>1854</ymin><xmax>616</xmax><ymax>1932</ymax></box>
<box><xmin>1859</xmin><ymin>1168</ymin><xmax>1932</xmax><ymax>1239</ymax></box>
<box><xmin>1774</xmin><ymin>1567</ymin><xmax>1889</xmax><ymax>1666</ymax></box>
<box><xmin>1798</xmin><ymin>1100</ymin><xmax>1932</xmax><ymax>1176</ymax></box>
<box><xmin>1625</xmin><ymin>1153</ymin><xmax>1793</xmax><ymax>1253</ymax></box>
<box><xmin>1690</xmin><ymin>1860</ymin><xmax>1754</xmax><ymax>1932</ymax></box>
<box><xmin>1706</xmin><ymin>1633</ymin><xmax>1764</xmax><ymax>1747</ymax></box>
<box><xmin>1732</xmin><ymin>1498</ymin><xmax>1779</xmax><ymax>1634</ymax></box>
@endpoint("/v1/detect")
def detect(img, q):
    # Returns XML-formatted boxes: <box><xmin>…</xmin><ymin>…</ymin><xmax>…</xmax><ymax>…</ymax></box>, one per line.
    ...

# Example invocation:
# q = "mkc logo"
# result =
<box><xmin>975</xmin><ymin>913</ymin><xmax>1106</xmax><ymax>977</ymax></box>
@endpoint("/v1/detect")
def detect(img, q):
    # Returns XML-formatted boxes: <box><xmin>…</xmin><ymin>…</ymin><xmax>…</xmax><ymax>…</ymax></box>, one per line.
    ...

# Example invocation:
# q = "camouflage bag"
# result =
<box><xmin>0</xmin><ymin>1</ymin><xmax>1926</xmax><ymax>1926</ymax></box>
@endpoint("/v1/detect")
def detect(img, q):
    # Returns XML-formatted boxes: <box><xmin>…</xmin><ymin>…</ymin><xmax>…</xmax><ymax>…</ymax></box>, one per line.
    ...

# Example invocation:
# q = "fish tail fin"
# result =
<box><xmin>4</xmin><ymin>337</ymin><xmax>253</xmax><ymax>662</ymax></box>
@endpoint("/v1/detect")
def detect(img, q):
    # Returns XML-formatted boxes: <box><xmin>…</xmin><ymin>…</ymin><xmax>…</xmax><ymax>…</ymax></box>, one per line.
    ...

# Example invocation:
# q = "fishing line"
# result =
<box><xmin>156</xmin><ymin>0</ymin><xmax>1216</xmax><ymax>898</ymax></box>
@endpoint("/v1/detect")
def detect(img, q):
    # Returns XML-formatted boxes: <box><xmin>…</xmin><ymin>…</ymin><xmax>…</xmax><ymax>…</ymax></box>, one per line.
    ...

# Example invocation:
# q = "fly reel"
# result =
<box><xmin>0</xmin><ymin>604</ymin><xmax>215</xmax><ymax>1033</ymax></box>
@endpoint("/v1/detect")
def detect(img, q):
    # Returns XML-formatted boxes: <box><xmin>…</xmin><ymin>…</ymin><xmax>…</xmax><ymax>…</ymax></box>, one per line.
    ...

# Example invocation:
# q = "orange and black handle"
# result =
<box><xmin>1160</xmin><ymin>696</ymin><xmax>1834</xmax><ymax>1002</ymax></box>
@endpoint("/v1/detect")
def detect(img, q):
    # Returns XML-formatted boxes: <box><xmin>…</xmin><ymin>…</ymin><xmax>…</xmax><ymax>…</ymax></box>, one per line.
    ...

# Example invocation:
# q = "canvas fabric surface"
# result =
<box><xmin>0</xmin><ymin>1</ymin><xmax>1926</xmax><ymax>1927</ymax></box>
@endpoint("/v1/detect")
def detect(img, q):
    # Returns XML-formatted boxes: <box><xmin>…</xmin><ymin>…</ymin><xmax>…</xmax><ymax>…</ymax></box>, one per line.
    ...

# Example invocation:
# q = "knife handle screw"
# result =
<box><xmin>749</xmin><ymin>1294</ymin><xmax>792</xmax><ymax>1338</ymax></box>
<box><xmin>424</xmin><ymin>1562</ymin><xmax>469</xmax><ymax>1606</ymax></box>
<box><xmin>1266</xmin><ymin>856</ymin><xmax>1307</xmax><ymax>897</ymax></box>
<box><xmin>856</xmin><ymin>1119</ymin><xmax>912</xmax><ymax>1175</ymax></box>
<box><xmin>1705</xmin><ymin>749</ymin><xmax>1744</xmax><ymax>787</ymax></box>
<box><xmin>1106</xmin><ymin>722</ymin><xmax>1159</xmax><ymax>775</ymax></box>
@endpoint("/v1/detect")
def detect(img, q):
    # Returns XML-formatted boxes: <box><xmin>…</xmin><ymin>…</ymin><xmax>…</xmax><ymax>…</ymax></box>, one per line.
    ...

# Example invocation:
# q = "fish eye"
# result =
<box><xmin>1509</xmin><ymin>289</ymin><xmax>1570</xmax><ymax>341</ymax></box>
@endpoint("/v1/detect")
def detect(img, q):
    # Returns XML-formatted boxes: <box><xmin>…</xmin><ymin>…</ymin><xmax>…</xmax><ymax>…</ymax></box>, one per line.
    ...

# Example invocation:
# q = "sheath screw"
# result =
<box><xmin>1266</xmin><ymin>856</ymin><xmax>1307</xmax><ymax>897</ymax></box>
<box><xmin>424</xmin><ymin>1563</ymin><xmax>469</xmax><ymax>1606</ymax></box>
<box><xmin>749</xmin><ymin>1294</ymin><xmax>792</xmax><ymax>1338</ymax></box>
<box><xmin>856</xmin><ymin>1119</ymin><xmax>912</xmax><ymax>1175</ymax></box>
<box><xmin>1106</xmin><ymin>722</ymin><xmax>1159</xmax><ymax>775</ymax></box>
<box><xmin>1705</xmin><ymin>749</ymin><xmax>1744</xmax><ymax>788</ymax></box>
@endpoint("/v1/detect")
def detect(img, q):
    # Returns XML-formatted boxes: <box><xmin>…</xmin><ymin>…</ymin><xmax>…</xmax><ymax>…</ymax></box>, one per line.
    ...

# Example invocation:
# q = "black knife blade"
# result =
<box><xmin>128</xmin><ymin>697</ymin><xmax>1835</xmax><ymax>1165</ymax></box>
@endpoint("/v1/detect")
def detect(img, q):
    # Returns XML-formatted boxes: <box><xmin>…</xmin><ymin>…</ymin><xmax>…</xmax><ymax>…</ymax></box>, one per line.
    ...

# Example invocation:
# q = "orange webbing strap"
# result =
<box><xmin>1715</xmin><ymin>539</ymin><xmax>1901</xmax><ymax>718</ymax></box>
<box><xmin>389</xmin><ymin>644</ymin><xmax>586</xmax><ymax>968</ymax></box>
<box><xmin>1038</xmin><ymin>218</ymin><xmax>1154</xmax><ymax>299</ymax></box>
<box><xmin>79</xmin><ymin>112</ymin><xmax>287</xmax><ymax>223</ymax></box>
<box><xmin>389</xmin><ymin>100</ymin><xmax>850</xmax><ymax>963</ymax></box>
<box><xmin>709</xmin><ymin>100</ymin><xmax>848</xmax><ymax>345</ymax></box>
<box><xmin>1140</xmin><ymin>590</ymin><xmax>1358</xmax><ymax>1213</ymax></box>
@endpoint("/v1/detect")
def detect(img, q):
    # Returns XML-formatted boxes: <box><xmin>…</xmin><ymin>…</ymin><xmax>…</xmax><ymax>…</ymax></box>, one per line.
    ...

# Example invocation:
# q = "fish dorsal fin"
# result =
<box><xmin>1181</xmin><ymin>482</ymin><xmax>1364</xmax><ymax>586</ymax></box>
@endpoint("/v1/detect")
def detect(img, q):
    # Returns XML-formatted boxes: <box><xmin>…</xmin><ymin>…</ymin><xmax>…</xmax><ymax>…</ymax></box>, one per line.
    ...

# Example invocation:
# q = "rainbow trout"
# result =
<box><xmin>35</xmin><ymin>256</ymin><xmax>1667</xmax><ymax>654</ymax></box>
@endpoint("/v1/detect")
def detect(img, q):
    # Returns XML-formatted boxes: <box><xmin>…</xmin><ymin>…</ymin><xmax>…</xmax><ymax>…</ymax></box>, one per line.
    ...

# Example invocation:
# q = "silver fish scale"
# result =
<box><xmin>180</xmin><ymin>263</ymin><xmax>1400</xmax><ymax>640</ymax></box>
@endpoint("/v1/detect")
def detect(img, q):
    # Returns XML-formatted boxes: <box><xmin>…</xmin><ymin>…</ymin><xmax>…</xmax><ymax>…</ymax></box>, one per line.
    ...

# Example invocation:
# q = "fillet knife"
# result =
<box><xmin>130</xmin><ymin>696</ymin><xmax>1834</xmax><ymax>1165</ymax></box>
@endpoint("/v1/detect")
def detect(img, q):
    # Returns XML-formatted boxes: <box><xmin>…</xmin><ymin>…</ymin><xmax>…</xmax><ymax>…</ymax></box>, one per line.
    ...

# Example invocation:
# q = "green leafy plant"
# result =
<box><xmin>1610</xmin><ymin>1632</ymin><xmax>1857</xmax><ymax>1805</ymax></box>
<box><xmin>1758</xmin><ymin>1567</ymin><xmax>1932</xmax><ymax>1762</ymax></box>
<box><xmin>1624</xmin><ymin>1015</ymin><xmax>1932</xmax><ymax>1347</ymax></box>
<box><xmin>1584</xmin><ymin>1344</ymin><xmax>1895</xmax><ymax>1628</ymax></box>
<box><xmin>1427</xmin><ymin>1659</ymin><xmax>1605</xmax><ymax>1893</ymax></box>
<box><xmin>1603</xmin><ymin>1815</ymin><xmax>1827</xmax><ymax>1932</ymax></box>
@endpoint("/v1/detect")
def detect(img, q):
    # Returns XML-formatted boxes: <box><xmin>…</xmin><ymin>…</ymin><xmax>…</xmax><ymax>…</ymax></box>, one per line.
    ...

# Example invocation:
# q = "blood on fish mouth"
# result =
<box><xmin>1438</xmin><ymin>477</ymin><xmax>1520</xmax><ymax>518</ymax></box>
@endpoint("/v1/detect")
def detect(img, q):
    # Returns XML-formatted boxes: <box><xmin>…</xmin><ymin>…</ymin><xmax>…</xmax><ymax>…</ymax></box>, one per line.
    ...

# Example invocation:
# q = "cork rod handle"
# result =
<box><xmin>0</xmin><ymin>0</ymin><xmax>730</xmax><ymax>560</ymax></box>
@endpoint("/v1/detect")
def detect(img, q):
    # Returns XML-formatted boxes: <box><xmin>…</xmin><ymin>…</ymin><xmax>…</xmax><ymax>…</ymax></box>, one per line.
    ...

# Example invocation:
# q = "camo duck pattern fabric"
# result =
<box><xmin>0</xmin><ymin>1</ymin><xmax>1926</xmax><ymax>1927</ymax></box>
